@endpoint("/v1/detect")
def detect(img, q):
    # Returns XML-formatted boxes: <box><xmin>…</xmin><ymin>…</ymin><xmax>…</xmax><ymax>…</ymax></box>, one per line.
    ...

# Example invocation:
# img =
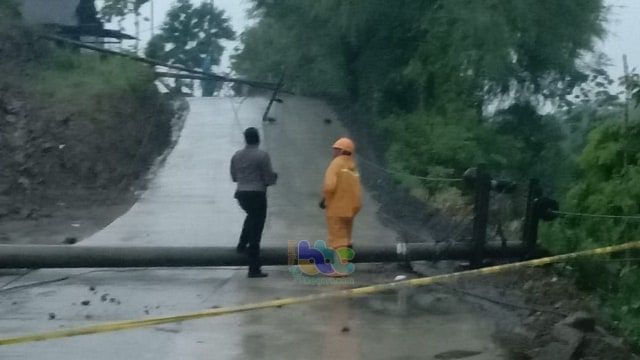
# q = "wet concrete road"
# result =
<box><xmin>0</xmin><ymin>97</ymin><xmax>505</xmax><ymax>359</ymax></box>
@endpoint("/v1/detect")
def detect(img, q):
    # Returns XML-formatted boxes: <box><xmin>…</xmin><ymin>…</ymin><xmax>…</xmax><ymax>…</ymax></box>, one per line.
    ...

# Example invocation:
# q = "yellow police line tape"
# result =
<box><xmin>1</xmin><ymin>240</ymin><xmax>640</xmax><ymax>346</ymax></box>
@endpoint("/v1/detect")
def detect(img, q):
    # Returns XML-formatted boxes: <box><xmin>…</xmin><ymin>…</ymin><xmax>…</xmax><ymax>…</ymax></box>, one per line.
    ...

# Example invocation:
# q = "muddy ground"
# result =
<box><xmin>0</xmin><ymin>21</ymin><xmax>182</xmax><ymax>245</ymax></box>
<box><xmin>0</xmin><ymin>97</ymin><xmax>187</xmax><ymax>245</ymax></box>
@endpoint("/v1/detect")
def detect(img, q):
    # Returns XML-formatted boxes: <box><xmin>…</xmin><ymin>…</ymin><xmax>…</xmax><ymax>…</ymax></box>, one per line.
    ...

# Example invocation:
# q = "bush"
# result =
<box><xmin>540</xmin><ymin>120</ymin><xmax>640</xmax><ymax>346</ymax></box>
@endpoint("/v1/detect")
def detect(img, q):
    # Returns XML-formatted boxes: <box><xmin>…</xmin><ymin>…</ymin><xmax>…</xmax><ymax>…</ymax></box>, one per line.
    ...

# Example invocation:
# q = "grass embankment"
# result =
<box><xmin>0</xmin><ymin>2</ymin><xmax>173</xmax><ymax>211</ymax></box>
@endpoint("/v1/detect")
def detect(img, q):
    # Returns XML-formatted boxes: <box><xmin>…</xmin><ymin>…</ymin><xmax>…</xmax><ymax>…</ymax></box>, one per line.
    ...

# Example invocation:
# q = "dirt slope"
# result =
<box><xmin>0</xmin><ymin>23</ymin><xmax>178</xmax><ymax>244</ymax></box>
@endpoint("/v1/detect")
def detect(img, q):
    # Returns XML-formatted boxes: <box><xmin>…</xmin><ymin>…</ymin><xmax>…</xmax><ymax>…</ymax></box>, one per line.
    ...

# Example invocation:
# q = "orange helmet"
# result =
<box><xmin>332</xmin><ymin>137</ymin><xmax>355</xmax><ymax>154</ymax></box>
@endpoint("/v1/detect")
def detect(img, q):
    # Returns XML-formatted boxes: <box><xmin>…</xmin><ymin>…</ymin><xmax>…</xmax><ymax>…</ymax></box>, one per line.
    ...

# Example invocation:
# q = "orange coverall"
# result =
<box><xmin>322</xmin><ymin>155</ymin><xmax>362</xmax><ymax>249</ymax></box>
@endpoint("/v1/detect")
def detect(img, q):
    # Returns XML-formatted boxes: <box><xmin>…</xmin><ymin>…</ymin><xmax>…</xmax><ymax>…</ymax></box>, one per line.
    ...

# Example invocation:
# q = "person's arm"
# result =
<box><xmin>352</xmin><ymin>173</ymin><xmax>362</xmax><ymax>215</ymax></box>
<box><xmin>262</xmin><ymin>153</ymin><xmax>278</xmax><ymax>186</ymax></box>
<box><xmin>322</xmin><ymin>160</ymin><xmax>339</xmax><ymax>201</ymax></box>
<box><xmin>230</xmin><ymin>154</ymin><xmax>238</xmax><ymax>183</ymax></box>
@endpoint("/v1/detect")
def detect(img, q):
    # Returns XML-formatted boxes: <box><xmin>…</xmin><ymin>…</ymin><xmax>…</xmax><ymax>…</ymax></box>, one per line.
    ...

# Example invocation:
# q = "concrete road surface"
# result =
<box><xmin>0</xmin><ymin>97</ymin><xmax>506</xmax><ymax>359</ymax></box>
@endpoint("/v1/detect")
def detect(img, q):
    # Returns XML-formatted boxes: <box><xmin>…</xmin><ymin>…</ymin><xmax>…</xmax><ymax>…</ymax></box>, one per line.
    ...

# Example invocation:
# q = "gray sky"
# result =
<box><xmin>599</xmin><ymin>0</ymin><xmax>640</xmax><ymax>80</ymax></box>
<box><xmin>104</xmin><ymin>0</ymin><xmax>638</xmax><ymax>79</ymax></box>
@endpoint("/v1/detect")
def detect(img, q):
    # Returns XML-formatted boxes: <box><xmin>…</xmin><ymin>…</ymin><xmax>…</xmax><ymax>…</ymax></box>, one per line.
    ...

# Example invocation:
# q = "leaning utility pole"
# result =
<box><xmin>262</xmin><ymin>73</ymin><xmax>285</xmax><ymax>122</ymax></box>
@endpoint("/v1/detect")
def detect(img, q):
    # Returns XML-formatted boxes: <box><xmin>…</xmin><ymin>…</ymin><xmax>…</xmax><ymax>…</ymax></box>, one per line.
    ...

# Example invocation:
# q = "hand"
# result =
<box><xmin>319</xmin><ymin>199</ymin><xmax>326</xmax><ymax>209</ymax></box>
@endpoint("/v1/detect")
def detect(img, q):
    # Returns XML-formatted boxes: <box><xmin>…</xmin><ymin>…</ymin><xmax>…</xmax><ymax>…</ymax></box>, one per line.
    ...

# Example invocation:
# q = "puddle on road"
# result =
<box><xmin>434</xmin><ymin>350</ymin><xmax>484</xmax><ymax>359</ymax></box>
<box><xmin>341</xmin><ymin>287</ymin><xmax>500</xmax><ymax>359</ymax></box>
<box><xmin>357</xmin><ymin>288</ymin><xmax>477</xmax><ymax>317</ymax></box>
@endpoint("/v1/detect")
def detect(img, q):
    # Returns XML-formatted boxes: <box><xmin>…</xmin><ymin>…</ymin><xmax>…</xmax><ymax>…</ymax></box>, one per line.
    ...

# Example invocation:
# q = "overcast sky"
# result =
<box><xmin>105</xmin><ymin>0</ymin><xmax>639</xmax><ymax>79</ymax></box>
<box><xmin>599</xmin><ymin>0</ymin><xmax>640</xmax><ymax>80</ymax></box>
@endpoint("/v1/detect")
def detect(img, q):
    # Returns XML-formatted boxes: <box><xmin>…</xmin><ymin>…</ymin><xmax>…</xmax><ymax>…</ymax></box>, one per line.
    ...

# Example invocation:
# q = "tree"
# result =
<box><xmin>100</xmin><ymin>0</ymin><xmax>149</xmax><ymax>21</ymax></box>
<box><xmin>233</xmin><ymin>0</ymin><xmax>605</xmax><ymax>184</ymax></box>
<box><xmin>233</xmin><ymin>0</ymin><xmax>429</xmax><ymax>103</ymax></box>
<box><xmin>234</xmin><ymin>1</ymin><xmax>605</xmax><ymax>113</ymax></box>
<box><xmin>100</xmin><ymin>0</ymin><xmax>150</xmax><ymax>50</ymax></box>
<box><xmin>629</xmin><ymin>72</ymin><xmax>640</xmax><ymax>107</ymax></box>
<box><xmin>145</xmin><ymin>0</ymin><xmax>234</xmax><ymax>70</ymax></box>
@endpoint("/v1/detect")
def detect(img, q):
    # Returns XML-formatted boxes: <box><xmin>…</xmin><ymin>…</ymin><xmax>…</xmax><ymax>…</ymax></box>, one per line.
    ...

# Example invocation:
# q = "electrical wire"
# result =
<box><xmin>552</xmin><ymin>210</ymin><xmax>640</xmax><ymax>220</ymax></box>
<box><xmin>0</xmin><ymin>270</ymin><xmax>35</xmax><ymax>290</ymax></box>
<box><xmin>0</xmin><ymin>267</ymin><xmax>294</xmax><ymax>294</ymax></box>
<box><xmin>356</xmin><ymin>155</ymin><xmax>463</xmax><ymax>183</ymax></box>
<box><xmin>227</xmin><ymin>95</ymin><xmax>251</xmax><ymax>134</ymax></box>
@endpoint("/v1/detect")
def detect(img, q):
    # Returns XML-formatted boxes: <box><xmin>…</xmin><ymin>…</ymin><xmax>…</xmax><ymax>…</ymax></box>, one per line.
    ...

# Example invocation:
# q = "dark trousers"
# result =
<box><xmin>235</xmin><ymin>191</ymin><xmax>267</xmax><ymax>274</ymax></box>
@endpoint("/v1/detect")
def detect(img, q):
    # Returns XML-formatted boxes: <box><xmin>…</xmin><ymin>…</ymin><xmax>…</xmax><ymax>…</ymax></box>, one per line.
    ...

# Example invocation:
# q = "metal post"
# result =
<box><xmin>471</xmin><ymin>165</ymin><xmax>491</xmax><ymax>268</ymax></box>
<box><xmin>523</xmin><ymin>178</ymin><xmax>542</xmax><ymax>251</ymax></box>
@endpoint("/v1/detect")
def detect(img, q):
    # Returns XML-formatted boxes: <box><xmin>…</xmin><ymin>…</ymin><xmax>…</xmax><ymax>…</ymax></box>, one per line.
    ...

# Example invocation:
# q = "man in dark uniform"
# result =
<box><xmin>230</xmin><ymin>127</ymin><xmax>278</xmax><ymax>278</ymax></box>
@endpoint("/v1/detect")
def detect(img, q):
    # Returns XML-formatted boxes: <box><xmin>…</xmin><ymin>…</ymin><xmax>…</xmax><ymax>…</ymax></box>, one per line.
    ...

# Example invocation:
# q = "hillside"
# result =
<box><xmin>0</xmin><ymin>4</ymin><xmax>177</xmax><ymax>244</ymax></box>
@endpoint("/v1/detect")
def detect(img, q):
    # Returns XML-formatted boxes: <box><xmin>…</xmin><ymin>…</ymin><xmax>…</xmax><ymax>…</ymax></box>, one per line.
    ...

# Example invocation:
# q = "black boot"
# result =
<box><xmin>248</xmin><ymin>271</ymin><xmax>268</xmax><ymax>278</ymax></box>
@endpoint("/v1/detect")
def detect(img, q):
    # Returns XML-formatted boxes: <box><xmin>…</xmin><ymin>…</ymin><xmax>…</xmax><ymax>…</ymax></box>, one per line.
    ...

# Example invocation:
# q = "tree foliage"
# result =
<box><xmin>235</xmin><ymin>0</ymin><xmax>605</xmax><ymax>109</ymax></box>
<box><xmin>539</xmin><ymin>120</ymin><xmax>640</xmax><ymax>343</ymax></box>
<box><xmin>233</xmin><ymin>0</ymin><xmax>606</xmax><ymax>184</ymax></box>
<box><xmin>629</xmin><ymin>72</ymin><xmax>640</xmax><ymax>107</ymax></box>
<box><xmin>235</xmin><ymin>0</ymin><xmax>637</xmax><ymax>345</ymax></box>
<box><xmin>144</xmin><ymin>0</ymin><xmax>235</xmax><ymax>70</ymax></box>
<box><xmin>100</xmin><ymin>0</ymin><xmax>149</xmax><ymax>22</ymax></box>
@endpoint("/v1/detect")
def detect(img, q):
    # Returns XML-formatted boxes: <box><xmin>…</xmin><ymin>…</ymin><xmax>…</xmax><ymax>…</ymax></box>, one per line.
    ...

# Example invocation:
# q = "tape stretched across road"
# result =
<box><xmin>1</xmin><ymin>240</ymin><xmax>640</xmax><ymax>346</ymax></box>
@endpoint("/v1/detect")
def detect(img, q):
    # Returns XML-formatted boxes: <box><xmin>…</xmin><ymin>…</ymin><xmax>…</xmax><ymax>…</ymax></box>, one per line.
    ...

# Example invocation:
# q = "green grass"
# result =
<box><xmin>31</xmin><ymin>49</ymin><xmax>155</xmax><ymax>109</ymax></box>
<box><xmin>16</xmin><ymin>44</ymin><xmax>173</xmax><ymax>187</ymax></box>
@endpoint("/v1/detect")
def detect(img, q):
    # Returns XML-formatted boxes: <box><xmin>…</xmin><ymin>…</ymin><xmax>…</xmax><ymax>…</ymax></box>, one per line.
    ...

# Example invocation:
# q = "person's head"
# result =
<box><xmin>332</xmin><ymin>137</ymin><xmax>354</xmax><ymax>158</ymax></box>
<box><xmin>244</xmin><ymin>127</ymin><xmax>260</xmax><ymax>146</ymax></box>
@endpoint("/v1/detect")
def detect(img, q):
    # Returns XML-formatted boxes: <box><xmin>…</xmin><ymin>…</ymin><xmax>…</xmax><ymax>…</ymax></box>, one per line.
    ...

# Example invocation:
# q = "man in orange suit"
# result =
<box><xmin>320</xmin><ymin>137</ymin><xmax>362</xmax><ymax>256</ymax></box>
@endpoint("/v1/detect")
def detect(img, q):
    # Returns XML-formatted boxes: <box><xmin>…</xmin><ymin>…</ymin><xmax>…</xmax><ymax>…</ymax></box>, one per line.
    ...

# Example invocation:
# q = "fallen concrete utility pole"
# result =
<box><xmin>0</xmin><ymin>244</ymin><xmax>530</xmax><ymax>269</ymax></box>
<box><xmin>40</xmin><ymin>34</ymin><xmax>280</xmax><ymax>90</ymax></box>
<box><xmin>153</xmin><ymin>71</ymin><xmax>288</xmax><ymax>92</ymax></box>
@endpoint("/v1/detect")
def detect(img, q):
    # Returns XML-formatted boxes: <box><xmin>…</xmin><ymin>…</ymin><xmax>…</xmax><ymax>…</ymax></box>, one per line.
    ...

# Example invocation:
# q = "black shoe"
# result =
<box><xmin>236</xmin><ymin>243</ymin><xmax>247</xmax><ymax>253</ymax></box>
<box><xmin>248</xmin><ymin>272</ymin><xmax>268</xmax><ymax>278</ymax></box>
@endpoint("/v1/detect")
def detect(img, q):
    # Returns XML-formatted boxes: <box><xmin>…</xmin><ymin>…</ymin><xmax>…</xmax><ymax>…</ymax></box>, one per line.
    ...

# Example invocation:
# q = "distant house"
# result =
<box><xmin>20</xmin><ymin>0</ymin><xmax>134</xmax><ymax>41</ymax></box>
<box><xmin>21</xmin><ymin>0</ymin><xmax>82</xmax><ymax>27</ymax></box>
